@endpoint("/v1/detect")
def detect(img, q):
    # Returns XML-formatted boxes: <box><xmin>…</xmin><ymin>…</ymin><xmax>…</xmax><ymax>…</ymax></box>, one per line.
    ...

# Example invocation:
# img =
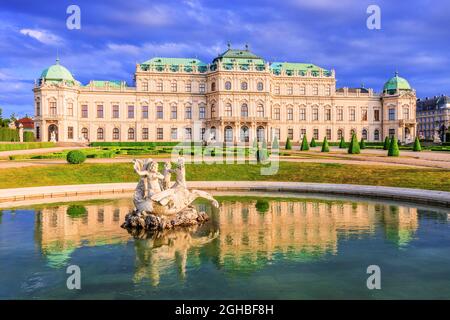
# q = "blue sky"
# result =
<box><xmin>1</xmin><ymin>0</ymin><xmax>449</xmax><ymax>117</ymax></box>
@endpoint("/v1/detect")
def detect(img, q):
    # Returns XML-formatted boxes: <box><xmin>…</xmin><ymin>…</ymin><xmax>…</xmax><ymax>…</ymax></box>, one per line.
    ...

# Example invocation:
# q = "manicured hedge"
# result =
<box><xmin>66</xmin><ymin>150</ymin><xmax>87</xmax><ymax>164</ymax></box>
<box><xmin>0</xmin><ymin>128</ymin><xmax>19</xmax><ymax>142</ymax></box>
<box><xmin>23</xmin><ymin>131</ymin><xmax>35</xmax><ymax>142</ymax></box>
<box><xmin>90</xmin><ymin>141</ymin><xmax>180</xmax><ymax>147</ymax></box>
<box><xmin>0</xmin><ymin>142</ymin><xmax>55</xmax><ymax>151</ymax></box>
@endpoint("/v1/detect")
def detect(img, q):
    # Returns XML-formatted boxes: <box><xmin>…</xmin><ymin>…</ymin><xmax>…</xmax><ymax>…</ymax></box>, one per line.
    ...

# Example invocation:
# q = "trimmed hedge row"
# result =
<box><xmin>0</xmin><ymin>128</ymin><xmax>19</xmax><ymax>142</ymax></box>
<box><xmin>90</xmin><ymin>141</ymin><xmax>180</xmax><ymax>147</ymax></box>
<box><xmin>0</xmin><ymin>142</ymin><xmax>55</xmax><ymax>151</ymax></box>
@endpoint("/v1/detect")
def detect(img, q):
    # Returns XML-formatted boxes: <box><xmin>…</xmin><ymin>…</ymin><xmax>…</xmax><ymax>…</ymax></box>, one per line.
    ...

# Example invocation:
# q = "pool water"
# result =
<box><xmin>0</xmin><ymin>196</ymin><xmax>449</xmax><ymax>299</ymax></box>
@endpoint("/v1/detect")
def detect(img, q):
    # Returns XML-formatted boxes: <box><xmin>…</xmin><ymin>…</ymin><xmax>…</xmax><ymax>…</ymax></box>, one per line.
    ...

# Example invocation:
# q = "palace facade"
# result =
<box><xmin>33</xmin><ymin>46</ymin><xmax>417</xmax><ymax>144</ymax></box>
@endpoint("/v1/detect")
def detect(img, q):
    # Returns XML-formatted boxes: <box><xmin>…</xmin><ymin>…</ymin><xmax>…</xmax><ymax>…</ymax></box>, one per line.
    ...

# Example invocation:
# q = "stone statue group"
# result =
<box><xmin>122</xmin><ymin>157</ymin><xmax>218</xmax><ymax>232</ymax></box>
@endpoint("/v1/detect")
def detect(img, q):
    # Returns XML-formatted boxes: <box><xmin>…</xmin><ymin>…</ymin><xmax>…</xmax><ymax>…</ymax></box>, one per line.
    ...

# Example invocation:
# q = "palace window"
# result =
<box><xmin>349</xmin><ymin>109</ymin><xmax>356</xmax><ymax>121</ymax></box>
<box><xmin>185</xmin><ymin>106</ymin><xmax>192</xmax><ymax>119</ymax></box>
<box><xmin>257</xmin><ymin>104</ymin><xmax>264</xmax><ymax>118</ymax></box>
<box><xmin>362</xmin><ymin>129</ymin><xmax>368</xmax><ymax>140</ymax></box>
<box><xmin>362</xmin><ymin>108</ymin><xmax>368</xmax><ymax>121</ymax></box>
<box><xmin>326</xmin><ymin>129</ymin><xmax>332</xmax><ymax>140</ymax></box>
<box><xmin>171</xmin><ymin>128</ymin><xmax>177</xmax><ymax>140</ymax></box>
<box><xmin>142</xmin><ymin>128</ymin><xmax>149</xmax><ymax>140</ymax></box>
<box><xmin>81</xmin><ymin>105</ymin><xmax>88</xmax><ymax>118</ymax></box>
<box><xmin>142</xmin><ymin>81</ymin><xmax>148</xmax><ymax>91</ymax></box>
<box><xmin>288</xmin><ymin>128</ymin><xmax>293</xmax><ymax>140</ymax></box>
<box><xmin>113</xmin><ymin>128</ymin><xmax>120</xmax><ymax>140</ymax></box>
<box><xmin>185</xmin><ymin>128</ymin><xmax>192</xmax><ymax>140</ymax></box>
<box><xmin>157</xmin><ymin>105</ymin><xmax>163</xmax><ymax>119</ymax></box>
<box><xmin>313</xmin><ymin>129</ymin><xmax>319</xmax><ymax>140</ymax></box>
<box><xmin>274</xmin><ymin>85</ymin><xmax>280</xmax><ymax>95</ymax></box>
<box><xmin>389</xmin><ymin>128</ymin><xmax>395</xmax><ymax>138</ymax></box>
<box><xmin>97</xmin><ymin>105</ymin><xmax>104</xmax><ymax>118</ymax></box>
<box><xmin>257</xmin><ymin>82</ymin><xmax>263</xmax><ymax>91</ymax></box>
<box><xmin>325</xmin><ymin>109</ymin><xmax>331</xmax><ymax>121</ymax></box>
<box><xmin>81</xmin><ymin>128</ymin><xmax>89</xmax><ymax>140</ymax></box>
<box><xmin>36</xmin><ymin>101</ymin><xmax>41</xmax><ymax>116</ymax></box>
<box><xmin>199</xmin><ymin>83</ymin><xmax>206</xmax><ymax>93</ymax></box>
<box><xmin>374</xmin><ymin>129</ymin><xmax>380</xmax><ymax>141</ymax></box>
<box><xmin>300</xmin><ymin>108</ymin><xmax>306</xmax><ymax>121</ymax></box>
<box><xmin>128</xmin><ymin>105</ymin><xmax>134</xmax><ymax>119</ymax></box>
<box><xmin>49</xmin><ymin>101</ymin><xmax>57</xmax><ymax>116</ymax></box>
<box><xmin>171</xmin><ymin>81</ymin><xmax>177</xmax><ymax>92</ymax></box>
<box><xmin>287</xmin><ymin>85</ymin><xmax>293</xmax><ymax>95</ymax></box>
<box><xmin>389</xmin><ymin>108</ymin><xmax>396</xmax><ymax>120</ymax></box>
<box><xmin>185</xmin><ymin>82</ymin><xmax>192</xmax><ymax>92</ymax></box>
<box><xmin>403</xmin><ymin>107</ymin><xmax>410</xmax><ymax>120</ymax></box>
<box><xmin>225</xmin><ymin>81</ymin><xmax>231</xmax><ymax>90</ymax></box>
<box><xmin>300</xmin><ymin>128</ymin><xmax>306</xmax><ymax>138</ymax></box>
<box><xmin>241</xmin><ymin>82</ymin><xmax>248</xmax><ymax>90</ymax></box>
<box><xmin>325</xmin><ymin>86</ymin><xmax>331</xmax><ymax>96</ymax></box>
<box><xmin>157</xmin><ymin>128</ymin><xmax>164</xmax><ymax>140</ymax></box>
<box><xmin>274</xmin><ymin>128</ymin><xmax>280</xmax><ymax>140</ymax></box>
<box><xmin>211</xmin><ymin>82</ymin><xmax>216</xmax><ymax>91</ymax></box>
<box><xmin>241</xmin><ymin>104</ymin><xmax>248</xmax><ymax>118</ymax></box>
<box><xmin>225</xmin><ymin>103</ymin><xmax>232</xmax><ymax>117</ymax></box>
<box><xmin>171</xmin><ymin>105</ymin><xmax>178</xmax><ymax>119</ymax></box>
<box><xmin>97</xmin><ymin>128</ymin><xmax>104</xmax><ymax>140</ymax></box>
<box><xmin>273</xmin><ymin>108</ymin><xmax>280</xmax><ymax>120</ymax></box>
<box><xmin>374</xmin><ymin>109</ymin><xmax>380</xmax><ymax>121</ymax></box>
<box><xmin>142</xmin><ymin>106</ymin><xmax>148</xmax><ymax>119</ymax></box>
<box><xmin>299</xmin><ymin>86</ymin><xmax>306</xmax><ymax>95</ymax></box>
<box><xmin>199</xmin><ymin>105</ymin><xmax>206</xmax><ymax>119</ymax></box>
<box><xmin>224</xmin><ymin>126</ymin><xmax>233</xmax><ymax>142</ymax></box>
<box><xmin>128</xmin><ymin>128</ymin><xmax>134</xmax><ymax>140</ymax></box>
<box><xmin>201</xmin><ymin>128</ymin><xmax>206</xmax><ymax>141</ymax></box>
<box><xmin>211</xmin><ymin>104</ymin><xmax>216</xmax><ymax>118</ymax></box>
<box><xmin>157</xmin><ymin>81</ymin><xmax>163</xmax><ymax>92</ymax></box>
<box><xmin>337</xmin><ymin>129</ymin><xmax>343</xmax><ymax>140</ymax></box>
<box><xmin>337</xmin><ymin>108</ymin><xmax>343</xmax><ymax>121</ymax></box>
<box><xmin>67</xmin><ymin>103</ymin><xmax>73</xmax><ymax>116</ymax></box>
<box><xmin>312</xmin><ymin>86</ymin><xmax>318</xmax><ymax>95</ymax></box>
<box><xmin>67</xmin><ymin>126</ymin><xmax>73</xmax><ymax>139</ymax></box>
<box><xmin>112</xmin><ymin>105</ymin><xmax>119</xmax><ymax>118</ymax></box>
<box><xmin>312</xmin><ymin>108</ymin><xmax>319</xmax><ymax>121</ymax></box>
<box><xmin>287</xmin><ymin>108</ymin><xmax>293</xmax><ymax>120</ymax></box>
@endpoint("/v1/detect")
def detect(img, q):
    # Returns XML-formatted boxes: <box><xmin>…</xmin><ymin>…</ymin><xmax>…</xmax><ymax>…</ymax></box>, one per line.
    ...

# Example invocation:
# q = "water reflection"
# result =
<box><xmin>33</xmin><ymin>198</ymin><xmax>421</xmax><ymax>283</ymax></box>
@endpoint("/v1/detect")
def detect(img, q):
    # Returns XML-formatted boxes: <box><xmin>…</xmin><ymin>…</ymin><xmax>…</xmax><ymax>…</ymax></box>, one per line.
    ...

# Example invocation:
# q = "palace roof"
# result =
<box><xmin>383</xmin><ymin>72</ymin><xmax>412</xmax><ymax>94</ymax></box>
<box><xmin>270</xmin><ymin>62</ymin><xmax>330</xmax><ymax>76</ymax></box>
<box><xmin>40</xmin><ymin>58</ymin><xmax>76</xmax><ymax>84</ymax></box>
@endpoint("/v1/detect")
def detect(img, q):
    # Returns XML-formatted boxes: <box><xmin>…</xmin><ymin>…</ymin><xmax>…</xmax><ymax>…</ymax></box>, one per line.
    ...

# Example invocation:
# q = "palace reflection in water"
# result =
<box><xmin>33</xmin><ymin>198</ymin><xmax>419</xmax><ymax>285</ymax></box>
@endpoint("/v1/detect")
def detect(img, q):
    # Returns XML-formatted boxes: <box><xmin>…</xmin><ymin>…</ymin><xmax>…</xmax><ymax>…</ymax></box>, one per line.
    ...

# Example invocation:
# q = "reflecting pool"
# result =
<box><xmin>0</xmin><ymin>195</ymin><xmax>449</xmax><ymax>299</ymax></box>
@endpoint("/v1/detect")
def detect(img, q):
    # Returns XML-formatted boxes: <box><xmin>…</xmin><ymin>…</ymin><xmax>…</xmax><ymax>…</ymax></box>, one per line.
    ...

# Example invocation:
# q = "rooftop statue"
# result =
<box><xmin>122</xmin><ymin>157</ymin><xmax>219</xmax><ymax>232</ymax></box>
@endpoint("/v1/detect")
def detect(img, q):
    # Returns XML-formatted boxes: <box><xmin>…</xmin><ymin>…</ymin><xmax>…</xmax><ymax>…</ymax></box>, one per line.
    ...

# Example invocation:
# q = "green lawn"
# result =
<box><xmin>0</xmin><ymin>142</ymin><xmax>55</xmax><ymax>151</ymax></box>
<box><xmin>0</xmin><ymin>161</ymin><xmax>449</xmax><ymax>191</ymax></box>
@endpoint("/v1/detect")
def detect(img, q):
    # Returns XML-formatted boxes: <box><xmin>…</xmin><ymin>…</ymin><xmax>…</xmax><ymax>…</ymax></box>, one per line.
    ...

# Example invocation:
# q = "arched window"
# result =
<box><xmin>224</xmin><ymin>126</ymin><xmax>233</xmax><ymax>142</ymax></box>
<box><xmin>211</xmin><ymin>82</ymin><xmax>216</xmax><ymax>91</ymax></box>
<box><xmin>240</xmin><ymin>126</ymin><xmax>249</xmax><ymax>142</ymax></box>
<box><xmin>225</xmin><ymin>103</ymin><xmax>232</xmax><ymax>117</ymax></box>
<box><xmin>257</xmin><ymin>82</ymin><xmax>263</xmax><ymax>91</ymax></box>
<box><xmin>257</xmin><ymin>104</ymin><xmax>264</xmax><ymax>118</ymax></box>
<box><xmin>241</xmin><ymin>81</ymin><xmax>248</xmax><ymax>90</ymax></box>
<box><xmin>362</xmin><ymin>129</ymin><xmax>368</xmax><ymax>140</ymax></box>
<box><xmin>171</xmin><ymin>105</ymin><xmax>177</xmax><ymax>119</ymax></box>
<box><xmin>225</xmin><ymin>81</ymin><xmax>231</xmax><ymax>90</ymax></box>
<box><xmin>337</xmin><ymin>129</ymin><xmax>343</xmax><ymax>140</ymax></box>
<box><xmin>81</xmin><ymin>128</ymin><xmax>88</xmax><ymax>140</ymax></box>
<box><xmin>211</xmin><ymin>104</ymin><xmax>216</xmax><ymax>118</ymax></box>
<box><xmin>128</xmin><ymin>128</ymin><xmax>135</xmax><ymax>140</ymax></box>
<box><xmin>113</xmin><ymin>128</ymin><xmax>120</xmax><ymax>140</ymax></box>
<box><xmin>210</xmin><ymin>126</ymin><xmax>216</xmax><ymax>140</ymax></box>
<box><xmin>241</xmin><ymin>104</ymin><xmax>248</xmax><ymax>118</ymax></box>
<box><xmin>287</xmin><ymin>108</ymin><xmax>293</xmax><ymax>120</ymax></box>
<box><xmin>374</xmin><ymin>129</ymin><xmax>380</xmax><ymax>141</ymax></box>
<box><xmin>97</xmin><ymin>128</ymin><xmax>104</xmax><ymax>140</ymax></box>
<box><xmin>185</xmin><ymin>105</ymin><xmax>192</xmax><ymax>119</ymax></box>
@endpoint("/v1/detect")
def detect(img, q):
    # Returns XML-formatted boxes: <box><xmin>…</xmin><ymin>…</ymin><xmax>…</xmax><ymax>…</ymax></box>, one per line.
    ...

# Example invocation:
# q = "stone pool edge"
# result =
<box><xmin>0</xmin><ymin>181</ymin><xmax>449</xmax><ymax>208</ymax></box>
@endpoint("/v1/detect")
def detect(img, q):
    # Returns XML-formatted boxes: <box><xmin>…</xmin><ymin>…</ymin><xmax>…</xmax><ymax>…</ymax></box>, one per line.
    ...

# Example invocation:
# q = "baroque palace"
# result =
<box><xmin>33</xmin><ymin>45</ymin><xmax>417</xmax><ymax>144</ymax></box>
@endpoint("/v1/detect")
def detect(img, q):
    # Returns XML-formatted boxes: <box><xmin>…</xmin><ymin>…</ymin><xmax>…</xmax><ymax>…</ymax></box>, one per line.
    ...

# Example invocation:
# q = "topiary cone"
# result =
<box><xmin>310</xmin><ymin>137</ymin><xmax>317</xmax><ymax>147</ymax></box>
<box><xmin>383</xmin><ymin>136</ymin><xmax>390</xmax><ymax>150</ymax></box>
<box><xmin>300</xmin><ymin>135</ymin><xmax>309</xmax><ymax>151</ymax></box>
<box><xmin>359</xmin><ymin>138</ymin><xmax>366</xmax><ymax>149</ymax></box>
<box><xmin>321</xmin><ymin>136</ymin><xmax>330</xmax><ymax>152</ymax></box>
<box><xmin>348</xmin><ymin>133</ymin><xmax>361</xmax><ymax>154</ymax></box>
<box><xmin>413</xmin><ymin>137</ymin><xmax>422</xmax><ymax>152</ymax></box>
<box><xmin>339</xmin><ymin>137</ymin><xmax>346</xmax><ymax>149</ymax></box>
<box><xmin>388</xmin><ymin>136</ymin><xmax>400</xmax><ymax>157</ymax></box>
<box><xmin>285</xmin><ymin>137</ymin><xmax>292</xmax><ymax>150</ymax></box>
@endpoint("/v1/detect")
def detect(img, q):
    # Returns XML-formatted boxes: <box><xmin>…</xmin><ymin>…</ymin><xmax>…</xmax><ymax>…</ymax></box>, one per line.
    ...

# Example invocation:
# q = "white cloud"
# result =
<box><xmin>19</xmin><ymin>28</ymin><xmax>63</xmax><ymax>45</ymax></box>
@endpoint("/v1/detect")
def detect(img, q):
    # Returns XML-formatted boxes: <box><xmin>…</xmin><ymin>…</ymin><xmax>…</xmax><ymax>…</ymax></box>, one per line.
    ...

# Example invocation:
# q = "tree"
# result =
<box><xmin>339</xmin><ymin>137</ymin><xmax>346</xmax><ymax>149</ymax></box>
<box><xmin>413</xmin><ymin>137</ymin><xmax>422</xmax><ymax>152</ymax></box>
<box><xmin>359</xmin><ymin>138</ymin><xmax>366</xmax><ymax>149</ymax></box>
<box><xmin>348</xmin><ymin>133</ymin><xmax>361</xmax><ymax>154</ymax></box>
<box><xmin>300</xmin><ymin>135</ymin><xmax>309</xmax><ymax>151</ymax></box>
<box><xmin>383</xmin><ymin>136</ymin><xmax>390</xmax><ymax>150</ymax></box>
<box><xmin>272</xmin><ymin>136</ymin><xmax>279</xmax><ymax>150</ymax></box>
<box><xmin>388</xmin><ymin>136</ymin><xmax>400</xmax><ymax>157</ymax></box>
<box><xmin>285</xmin><ymin>137</ymin><xmax>292</xmax><ymax>150</ymax></box>
<box><xmin>321</xmin><ymin>136</ymin><xmax>330</xmax><ymax>152</ymax></box>
<box><xmin>310</xmin><ymin>137</ymin><xmax>317</xmax><ymax>147</ymax></box>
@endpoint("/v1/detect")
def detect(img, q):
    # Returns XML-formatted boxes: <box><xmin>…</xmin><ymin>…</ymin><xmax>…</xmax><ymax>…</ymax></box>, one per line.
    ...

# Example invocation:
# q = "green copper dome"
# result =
<box><xmin>383</xmin><ymin>72</ymin><xmax>412</xmax><ymax>94</ymax></box>
<box><xmin>40</xmin><ymin>59</ymin><xmax>75</xmax><ymax>83</ymax></box>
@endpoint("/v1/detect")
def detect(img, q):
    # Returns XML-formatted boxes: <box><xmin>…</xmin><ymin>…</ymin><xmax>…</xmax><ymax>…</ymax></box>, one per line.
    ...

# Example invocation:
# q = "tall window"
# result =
<box><xmin>156</xmin><ymin>105</ymin><xmax>163</xmax><ymax>119</ymax></box>
<box><xmin>337</xmin><ymin>108</ymin><xmax>343</xmax><ymax>121</ymax></box>
<box><xmin>274</xmin><ymin>85</ymin><xmax>280</xmax><ymax>95</ymax></box>
<box><xmin>211</xmin><ymin>104</ymin><xmax>216</xmax><ymax>118</ymax></box>
<box><xmin>49</xmin><ymin>101</ymin><xmax>57</xmax><ymax>116</ymax></box>
<box><xmin>185</xmin><ymin>106</ymin><xmax>192</xmax><ymax>119</ymax></box>
<box><xmin>81</xmin><ymin>105</ymin><xmax>88</xmax><ymax>118</ymax></box>
<box><xmin>171</xmin><ymin>105</ymin><xmax>177</xmax><ymax>119</ymax></box>
<box><xmin>142</xmin><ymin>106</ymin><xmax>148</xmax><ymax>119</ymax></box>
<box><xmin>211</xmin><ymin>82</ymin><xmax>216</xmax><ymax>91</ymax></box>
<box><xmin>241</xmin><ymin>82</ymin><xmax>248</xmax><ymax>90</ymax></box>
<box><xmin>287</xmin><ymin>108</ymin><xmax>293</xmax><ymax>120</ymax></box>
<box><xmin>313</xmin><ymin>129</ymin><xmax>319</xmax><ymax>140</ymax></box>
<box><xmin>241</xmin><ymin>104</ymin><xmax>248</xmax><ymax>118</ymax></box>
<box><xmin>325</xmin><ymin>109</ymin><xmax>331</xmax><ymax>121</ymax></box>
<box><xmin>362</xmin><ymin>129</ymin><xmax>368</xmax><ymax>140</ymax></box>
<box><xmin>185</xmin><ymin>82</ymin><xmax>192</xmax><ymax>92</ymax></box>
<box><xmin>312</xmin><ymin>86</ymin><xmax>318</xmax><ymax>95</ymax></box>
<box><xmin>288</xmin><ymin>128</ymin><xmax>293</xmax><ymax>140</ymax></box>
<box><xmin>97</xmin><ymin>105</ymin><xmax>104</xmax><ymax>118</ymax></box>
<box><xmin>273</xmin><ymin>108</ymin><xmax>280</xmax><ymax>120</ymax></box>
<box><xmin>113</xmin><ymin>128</ymin><xmax>120</xmax><ymax>140</ymax></box>
<box><xmin>326</xmin><ymin>129</ymin><xmax>332</xmax><ymax>140</ymax></box>
<box><xmin>127</xmin><ymin>105</ymin><xmax>134</xmax><ymax>119</ymax></box>
<box><xmin>128</xmin><ymin>128</ymin><xmax>135</xmax><ymax>140</ymax></box>
<box><xmin>112</xmin><ymin>105</ymin><xmax>119</xmax><ymax>118</ymax></box>
<box><xmin>287</xmin><ymin>86</ymin><xmax>293</xmax><ymax>95</ymax></box>
<box><xmin>142</xmin><ymin>81</ymin><xmax>148</xmax><ymax>91</ymax></box>
<box><xmin>300</xmin><ymin>128</ymin><xmax>306</xmax><ymax>138</ymax></box>
<box><xmin>157</xmin><ymin>81</ymin><xmax>163</xmax><ymax>92</ymax></box>
<box><xmin>257</xmin><ymin>82</ymin><xmax>263</xmax><ymax>91</ymax></box>
<box><xmin>389</xmin><ymin>128</ymin><xmax>395</xmax><ymax>138</ymax></box>
<box><xmin>157</xmin><ymin>128</ymin><xmax>163</xmax><ymax>140</ymax></box>
<box><xmin>97</xmin><ymin>128</ymin><xmax>104</xmax><ymax>140</ymax></box>
<box><xmin>225</xmin><ymin>104</ymin><xmax>232</xmax><ymax>117</ymax></box>
<box><xmin>325</xmin><ymin>86</ymin><xmax>331</xmax><ymax>96</ymax></box>
<box><xmin>225</xmin><ymin>81</ymin><xmax>231</xmax><ymax>90</ymax></box>
<box><xmin>299</xmin><ymin>86</ymin><xmax>306</xmax><ymax>95</ymax></box>
<box><xmin>67</xmin><ymin>126</ymin><xmax>73</xmax><ymax>139</ymax></box>
<box><xmin>171</xmin><ymin>128</ymin><xmax>177</xmax><ymax>140</ymax></box>
<box><xmin>199</xmin><ymin>83</ymin><xmax>206</xmax><ymax>93</ymax></box>
<box><xmin>171</xmin><ymin>81</ymin><xmax>177</xmax><ymax>92</ymax></box>
<box><xmin>349</xmin><ymin>109</ymin><xmax>356</xmax><ymax>121</ymax></box>
<box><xmin>185</xmin><ymin>128</ymin><xmax>192</xmax><ymax>140</ymax></box>
<box><xmin>374</xmin><ymin>129</ymin><xmax>380</xmax><ymax>141</ymax></box>
<box><xmin>338</xmin><ymin>129</ymin><xmax>343</xmax><ymax>140</ymax></box>
<box><xmin>389</xmin><ymin>108</ymin><xmax>396</xmax><ymax>120</ymax></box>
<box><xmin>81</xmin><ymin>128</ymin><xmax>89</xmax><ymax>140</ymax></box>
<box><xmin>362</xmin><ymin>108</ymin><xmax>368</xmax><ymax>121</ymax></box>
<box><xmin>300</xmin><ymin>108</ymin><xmax>306</xmax><ymax>121</ymax></box>
<box><xmin>403</xmin><ymin>107</ymin><xmax>410</xmax><ymax>120</ymax></box>
<box><xmin>257</xmin><ymin>104</ymin><xmax>264</xmax><ymax>118</ymax></box>
<box><xmin>374</xmin><ymin>109</ymin><xmax>380</xmax><ymax>121</ymax></box>
<box><xmin>142</xmin><ymin>128</ymin><xmax>149</xmax><ymax>140</ymax></box>
<box><xmin>312</xmin><ymin>108</ymin><xmax>319</xmax><ymax>121</ymax></box>
<box><xmin>199</xmin><ymin>105</ymin><xmax>206</xmax><ymax>119</ymax></box>
<box><xmin>224</xmin><ymin>126</ymin><xmax>233</xmax><ymax>142</ymax></box>
<box><xmin>36</xmin><ymin>101</ymin><xmax>41</xmax><ymax>116</ymax></box>
<box><xmin>67</xmin><ymin>103</ymin><xmax>73</xmax><ymax>116</ymax></box>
